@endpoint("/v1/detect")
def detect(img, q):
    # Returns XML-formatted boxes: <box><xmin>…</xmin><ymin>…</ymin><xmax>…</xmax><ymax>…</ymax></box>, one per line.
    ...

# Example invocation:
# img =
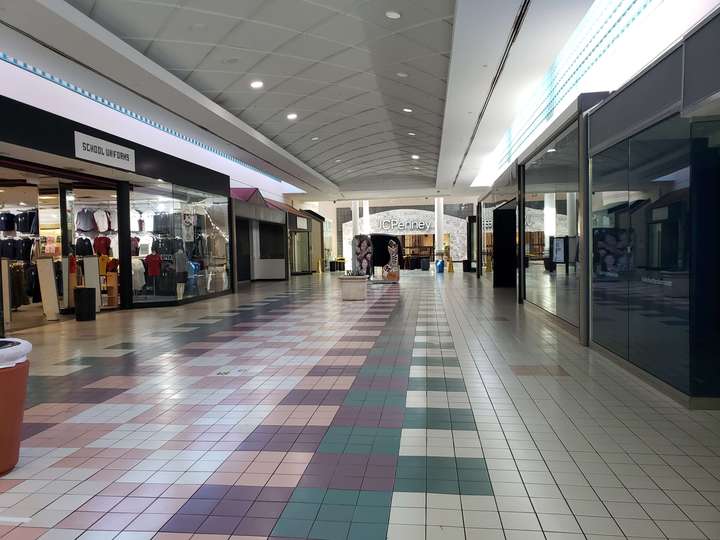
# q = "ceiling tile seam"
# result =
<box><xmin>315</xmin><ymin>149</ymin><xmax>440</xmax><ymax>172</ymax></box>
<box><xmin>290</xmin><ymin>136</ymin><xmax>440</xmax><ymax>159</ymax></box>
<box><xmin>317</xmin><ymin>152</ymin><xmax>438</xmax><ymax>173</ymax></box>
<box><xmin>277</xmin><ymin>111</ymin><xmax>442</xmax><ymax>151</ymax></box>
<box><xmin>327</xmin><ymin>160</ymin><xmax>438</xmax><ymax>179</ymax></box>
<box><xmin>303</xmin><ymin>125</ymin><xmax>440</xmax><ymax>166</ymax></box>
<box><xmin>176</xmin><ymin>0</ymin><xmax>269</xmax><ymax>86</ymax></box>
<box><xmin>275</xmin><ymin>107</ymin><xmax>444</xmax><ymax>144</ymax></box>
<box><xmin>301</xmin><ymin>135</ymin><xmax>440</xmax><ymax>164</ymax></box>
<box><xmin>140</xmin><ymin>0</ymin><xmax>187</xmax><ymax>57</ymax></box>
<box><xmin>299</xmin><ymin>140</ymin><xmax>439</xmax><ymax>164</ymax></box>
<box><xmin>211</xmin><ymin>10</ymin><xmax>348</xmax><ymax>118</ymax></box>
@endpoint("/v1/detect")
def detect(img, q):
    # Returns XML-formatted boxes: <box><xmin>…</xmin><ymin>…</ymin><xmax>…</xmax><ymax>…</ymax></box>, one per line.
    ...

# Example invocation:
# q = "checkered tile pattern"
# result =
<box><xmin>2</xmin><ymin>274</ymin><xmax>720</xmax><ymax>540</ymax></box>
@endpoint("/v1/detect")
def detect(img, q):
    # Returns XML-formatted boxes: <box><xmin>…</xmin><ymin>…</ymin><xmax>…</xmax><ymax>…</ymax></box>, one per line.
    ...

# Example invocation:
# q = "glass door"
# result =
<box><xmin>291</xmin><ymin>231</ymin><xmax>310</xmax><ymax>274</ymax></box>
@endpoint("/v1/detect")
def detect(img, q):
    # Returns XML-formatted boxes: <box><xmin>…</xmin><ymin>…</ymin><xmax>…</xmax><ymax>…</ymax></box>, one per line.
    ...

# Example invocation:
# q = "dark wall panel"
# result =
<box><xmin>683</xmin><ymin>12</ymin><xmax>720</xmax><ymax>111</ymax></box>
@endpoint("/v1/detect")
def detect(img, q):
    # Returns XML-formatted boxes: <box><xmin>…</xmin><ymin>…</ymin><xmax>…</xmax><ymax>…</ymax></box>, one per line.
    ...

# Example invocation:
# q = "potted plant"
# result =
<box><xmin>338</xmin><ymin>269</ymin><xmax>369</xmax><ymax>300</ymax></box>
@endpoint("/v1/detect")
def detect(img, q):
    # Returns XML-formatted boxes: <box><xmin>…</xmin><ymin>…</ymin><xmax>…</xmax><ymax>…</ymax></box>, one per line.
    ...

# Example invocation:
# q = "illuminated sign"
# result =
<box><xmin>380</xmin><ymin>219</ymin><xmax>430</xmax><ymax>231</ymax></box>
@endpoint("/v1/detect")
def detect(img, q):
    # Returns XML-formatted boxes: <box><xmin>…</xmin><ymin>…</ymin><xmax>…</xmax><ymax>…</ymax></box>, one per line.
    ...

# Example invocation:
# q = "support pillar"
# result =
<box><xmin>351</xmin><ymin>201</ymin><xmax>360</xmax><ymax>237</ymax></box>
<box><xmin>362</xmin><ymin>200</ymin><xmax>370</xmax><ymax>235</ymax></box>
<box><xmin>434</xmin><ymin>197</ymin><xmax>444</xmax><ymax>258</ymax></box>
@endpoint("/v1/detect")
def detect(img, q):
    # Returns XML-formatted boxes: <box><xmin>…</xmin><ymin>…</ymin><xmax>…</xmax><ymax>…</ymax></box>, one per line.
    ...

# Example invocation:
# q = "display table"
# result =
<box><xmin>0</xmin><ymin>338</ymin><xmax>32</xmax><ymax>474</ymax></box>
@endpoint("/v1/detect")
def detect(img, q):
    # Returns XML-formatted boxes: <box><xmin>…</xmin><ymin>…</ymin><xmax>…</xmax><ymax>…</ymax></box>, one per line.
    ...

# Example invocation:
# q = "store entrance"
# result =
<box><xmin>236</xmin><ymin>218</ymin><xmax>251</xmax><ymax>282</ymax></box>
<box><xmin>399</xmin><ymin>234</ymin><xmax>433</xmax><ymax>270</ymax></box>
<box><xmin>290</xmin><ymin>230</ymin><xmax>310</xmax><ymax>274</ymax></box>
<box><xmin>0</xmin><ymin>164</ymin><xmax>120</xmax><ymax>334</ymax></box>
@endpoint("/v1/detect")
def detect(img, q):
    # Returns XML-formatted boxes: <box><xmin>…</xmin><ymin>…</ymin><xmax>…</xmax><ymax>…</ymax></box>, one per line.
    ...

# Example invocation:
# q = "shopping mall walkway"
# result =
<box><xmin>2</xmin><ymin>273</ymin><xmax>720</xmax><ymax>540</ymax></box>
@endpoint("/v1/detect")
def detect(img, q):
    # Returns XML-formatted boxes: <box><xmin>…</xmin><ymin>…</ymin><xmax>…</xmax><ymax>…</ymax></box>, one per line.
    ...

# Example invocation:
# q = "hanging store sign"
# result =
<box><xmin>74</xmin><ymin>131</ymin><xmax>136</xmax><ymax>172</ymax></box>
<box><xmin>380</xmin><ymin>219</ymin><xmax>430</xmax><ymax>232</ymax></box>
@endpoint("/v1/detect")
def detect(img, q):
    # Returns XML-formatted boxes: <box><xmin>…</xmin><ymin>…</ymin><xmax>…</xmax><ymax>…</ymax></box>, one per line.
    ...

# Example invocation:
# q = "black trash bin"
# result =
<box><xmin>75</xmin><ymin>287</ymin><xmax>96</xmax><ymax>321</ymax></box>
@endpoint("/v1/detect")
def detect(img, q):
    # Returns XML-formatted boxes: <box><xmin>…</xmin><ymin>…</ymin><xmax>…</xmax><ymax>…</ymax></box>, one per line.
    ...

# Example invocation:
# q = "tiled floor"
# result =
<box><xmin>2</xmin><ymin>272</ymin><xmax>720</xmax><ymax>539</ymax></box>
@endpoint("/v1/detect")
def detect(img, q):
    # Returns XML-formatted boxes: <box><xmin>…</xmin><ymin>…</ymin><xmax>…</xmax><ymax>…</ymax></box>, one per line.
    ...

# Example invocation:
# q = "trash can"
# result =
<box><xmin>435</xmin><ymin>259</ymin><xmax>445</xmax><ymax>273</ymax></box>
<box><xmin>0</xmin><ymin>338</ymin><xmax>32</xmax><ymax>475</ymax></box>
<box><xmin>75</xmin><ymin>287</ymin><xmax>96</xmax><ymax>321</ymax></box>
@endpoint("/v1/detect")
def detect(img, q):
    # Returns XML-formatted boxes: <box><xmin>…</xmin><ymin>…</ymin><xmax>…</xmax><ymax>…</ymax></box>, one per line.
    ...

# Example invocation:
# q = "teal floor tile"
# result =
<box><xmin>352</xmin><ymin>505</ymin><xmax>390</xmax><ymax>523</ymax></box>
<box><xmin>309</xmin><ymin>519</ymin><xmax>351</xmax><ymax>540</ymax></box>
<box><xmin>394</xmin><ymin>478</ymin><xmax>426</xmax><ymax>492</ymax></box>
<box><xmin>291</xmin><ymin>487</ymin><xmax>328</xmax><ymax>503</ymax></box>
<box><xmin>324</xmin><ymin>489</ymin><xmax>359</xmax><ymax>505</ymax></box>
<box><xmin>318</xmin><ymin>504</ymin><xmax>355</xmax><ymax>522</ymax></box>
<box><xmin>427</xmin><ymin>479</ymin><xmax>460</xmax><ymax>494</ymax></box>
<box><xmin>356</xmin><ymin>491</ymin><xmax>392</xmax><ymax>507</ymax></box>
<box><xmin>348</xmin><ymin>522</ymin><xmax>388</xmax><ymax>540</ymax></box>
<box><xmin>272</xmin><ymin>518</ymin><xmax>314</xmax><ymax>538</ymax></box>
<box><xmin>281</xmin><ymin>502</ymin><xmax>321</xmax><ymax>520</ymax></box>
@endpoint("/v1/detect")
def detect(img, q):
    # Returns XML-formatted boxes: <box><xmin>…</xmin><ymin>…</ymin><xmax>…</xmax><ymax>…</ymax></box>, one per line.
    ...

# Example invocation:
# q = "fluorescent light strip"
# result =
<box><xmin>0</xmin><ymin>50</ymin><xmax>292</xmax><ymax>188</ymax></box>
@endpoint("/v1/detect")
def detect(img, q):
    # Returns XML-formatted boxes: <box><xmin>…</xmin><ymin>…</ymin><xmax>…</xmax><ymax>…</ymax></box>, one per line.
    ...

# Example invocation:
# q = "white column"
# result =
<box><xmin>544</xmin><ymin>193</ymin><xmax>556</xmax><ymax>252</ymax></box>
<box><xmin>362</xmin><ymin>200</ymin><xmax>370</xmax><ymax>235</ymax></box>
<box><xmin>434</xmin><ymin>197</ymin><xmax>444</xmax><ymax>257</ymax></box>
<box><xmin>566</xmin><ymin>192</ymin><xmax>578</xmax><ymax>236</ymax></box>
<box><xmin>351</xmin><ymin>200</ymin><xmax>360</xmax><ymax>237</ymax></box>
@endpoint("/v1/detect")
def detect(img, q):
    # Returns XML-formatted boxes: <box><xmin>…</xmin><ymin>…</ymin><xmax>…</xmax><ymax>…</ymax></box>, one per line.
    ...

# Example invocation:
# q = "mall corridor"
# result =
<box><xmin>0</xmin><ymin>274</ymin><xmax>719</xmax><ymax>540</ymax></box>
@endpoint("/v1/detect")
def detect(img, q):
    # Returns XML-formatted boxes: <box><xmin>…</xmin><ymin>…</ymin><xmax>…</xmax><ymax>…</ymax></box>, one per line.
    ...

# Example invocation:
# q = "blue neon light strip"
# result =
<box><xmin>495</xmin><ymin>0</ymin><xmax>659</xmax><ymax>171</ymax></box>
<box><xmin>0</xmin><ymin>50</ymin><xmax>285</xmax><ymax>184</ymax></box>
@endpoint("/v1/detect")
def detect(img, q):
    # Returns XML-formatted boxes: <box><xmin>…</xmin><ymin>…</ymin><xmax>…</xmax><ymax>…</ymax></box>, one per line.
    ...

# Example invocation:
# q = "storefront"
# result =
<box><xmin>231</xmin><ymin>188</ymin><xmax>287</xmax><ymax>282</ymax></box>
<box><xmin>480</xmin><ymin>8</ymin><xmax>720</xmax><ymax>403</ymax></box>
<box><xmin>339</xmin><ymin>205</ymin><xmax>474</xmax><ymax>267</ymax></box>
<box><xmin>0</xmin><ymin>95</ymin><xmax>231</xmax><ymax>334</ymax></box>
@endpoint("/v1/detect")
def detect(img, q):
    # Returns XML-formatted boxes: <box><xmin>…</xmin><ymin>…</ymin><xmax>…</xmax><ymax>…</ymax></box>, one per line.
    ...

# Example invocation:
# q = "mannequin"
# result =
<box><xmin>175</xmin><ymin>248</ymin><xmax>188</xmax><ymax>299</ymax></box>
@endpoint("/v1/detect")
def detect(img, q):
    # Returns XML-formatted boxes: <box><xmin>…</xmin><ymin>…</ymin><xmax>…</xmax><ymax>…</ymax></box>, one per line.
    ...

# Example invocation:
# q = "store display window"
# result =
<box><xmin>523</xmin><ymin>122</ymin><xmax>580</xmax><ymax>326</ymax></box>
<box><xmin>130</xmin><ymin>181</ymin><xmax>229</xmax><ymax>303</ymax></box>
<box><xmin>70</xmin><ymin>188</ymin><xmax>121</xmax><ymax>309</ymax></box>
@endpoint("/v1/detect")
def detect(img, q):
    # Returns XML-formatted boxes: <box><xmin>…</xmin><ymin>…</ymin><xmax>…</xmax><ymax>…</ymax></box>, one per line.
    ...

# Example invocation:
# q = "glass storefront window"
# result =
<box><xmin>590</xmin><ymin>114</ymin><xmax>692</xmax><ymax>392</ymax></box>
<box><xmin>524</xmin><ymin>122</ymin><xmax>580</xmax><ymax>325</ymax></box>
<box><xmin>130</xmin><ymin>182</ymin><xmax>229</xmax><ymax>303</ymax></box>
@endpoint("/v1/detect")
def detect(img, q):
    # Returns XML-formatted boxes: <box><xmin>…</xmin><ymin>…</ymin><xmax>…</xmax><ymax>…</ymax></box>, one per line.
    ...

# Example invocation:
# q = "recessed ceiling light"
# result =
<box><xmin>414</xmin><ymin>167</ymin><xmax>420</xmax><ymax>170</ymax></box>
<box><xmin>411</xmin><ymin>154</ymin><xmax>420</xmax><ymax>160</ymax></box>
<box><xmin>396</xmin><ymin>72</ymin><xmax>408</xmax><ymax>78</ymax></box>
<box><xmin>385</xmin><ymin>10</ymin><xmax>401</xmax><ymax>19</ymax></box>
<box><xmin>19</xmin><ymin>202</ymin><xmax>26</xmax><ymax>206</ymax></box>
<box><xmin>403</xmin><ymin>108</ymin><xmax>413</xmax><ymax>113</ymax></box>
<box><xmin>250</xmin><ymin>80</ymin><xmax>264</xmax><ymax>89</ymax></box>
<box><xmin>222</xmin><ymin>57</ymin><xmax>239</xmax><ymax>65</ymax></box>
<box><xmin>407</xmin><ymin>132</ymin><xmax>416</xmax><ymax>136</ymax></box>
<box><xmin>547</xmin><ymin>148</ymin><xmax>557</xmax><ymax>153</ymax></box>
<box><xmin>335</xmin><ymin>159</ymin><xmax>342</xmax><ymax>163</ymax></box>
<box><xmin>286</xmin><ymin>112</ymin><xmax>298</xmax><ymax>120</ymax></box>
<box><xmin>311</xmin><ymin>136</ymin><xmax>319</xmax><ymax>141</ymax></box>
<box><xmin>157</xmin><ymin>178</ymin><xmax>164</xmax><ymax>183</ymax></box>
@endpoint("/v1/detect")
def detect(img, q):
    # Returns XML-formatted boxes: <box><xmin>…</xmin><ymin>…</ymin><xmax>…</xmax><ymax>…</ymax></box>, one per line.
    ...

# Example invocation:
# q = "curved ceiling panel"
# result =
<box><xmin>66</xmin><ymin>0</ymin><xmax>454</xmax><ymax>188</ymax></box>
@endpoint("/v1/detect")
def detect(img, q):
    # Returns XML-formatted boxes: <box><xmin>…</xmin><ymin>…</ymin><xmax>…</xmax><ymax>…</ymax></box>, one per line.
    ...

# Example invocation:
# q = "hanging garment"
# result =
<box><xmin>94</xmin><ymin>209</ymin><xmax>110</xmax><ymax>232</ymax></box>
<box><xmin>98</xmin><ymin>254</ymin><xmax>109</xmax><ymax>275</ymax></box>
<box><xmin>130</xmin><ymin>209</ymin><xmax>142</xmax><ymax>232</ymax></box>
<box><xmin>19</xmin><ymin>238</ymin><xmax>34</xmax><ymax>261</ymax></box>
<box><xmin>131</xmin><ymin>258</ymin><xmax>146</xmax><ymax>290</ymax></box>
<box><xmin>0</xmin><ymin>212</ymin><xmax>15</xmax><ymax>232</ymax></box>
<box><xmin>145</xmin><ymin>253</ymin><xmax>162</xmax><ymax>277</ymax></box>
<box><xmin>106</xmin><ymin>258</ymin><xmax>119</xmax><ymax>273</ymax></box>
<box><xmin>106</xmin><ymin>209</ymin><xmax>118</xmax><ymax>231</ymax></box>
<box><xmin>16</xmin><ymin>210</ymin><xmax>38</xmax><ymax>234</ymax></box>
<box><xmin>93</xmin><ymin>236</ymin><xmax>111</xmax><ymax>256</ymax></box>
<box><xmin>75</xmin><ymin>209</ymin><xmax>97</xmax><ymax>232</ymax></box>
<box><xmin>182</xmin><ymin>214</ymin><xmax>194</xmax><ymax>242</ymax></box>
<box><xmin>151</xmin><ymin>238</ymin><xmax>175</xmax><ymax>255</ymax></box>
<box><xmin>75</xmin><ymin>237</ymin><xmax>93</xmax><ymax>256</ymax></box>
<box><xmin>138</xmin><ymin>234</ymin><xmax>153</xmax><ymax>256</ymax></box>
<box><xmin>152</xmin><ymin>212</ymin><xmax>171</xmax><ymax>235</ymax></box>
<box><xmin>208</xmin><ymin>232</ymin><xmax>227</xmax><ymax>263</ymax></box>
<box><xmin>130</xmin><ymin>236</ymin><xmax>140</xmax><ymax>256</ymax></box>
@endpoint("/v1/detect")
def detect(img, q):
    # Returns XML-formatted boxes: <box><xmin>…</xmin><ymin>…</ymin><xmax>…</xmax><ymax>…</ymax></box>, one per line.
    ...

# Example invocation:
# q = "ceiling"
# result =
<box><xmin>64</xmin><ymin>0</ymin><xmax>453</xmax><ymax>192</ymax></box>
<box><xmin>0</xmin><ymin>0</ymin><xmax>598</xmax><ymax>201</ymax></box>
